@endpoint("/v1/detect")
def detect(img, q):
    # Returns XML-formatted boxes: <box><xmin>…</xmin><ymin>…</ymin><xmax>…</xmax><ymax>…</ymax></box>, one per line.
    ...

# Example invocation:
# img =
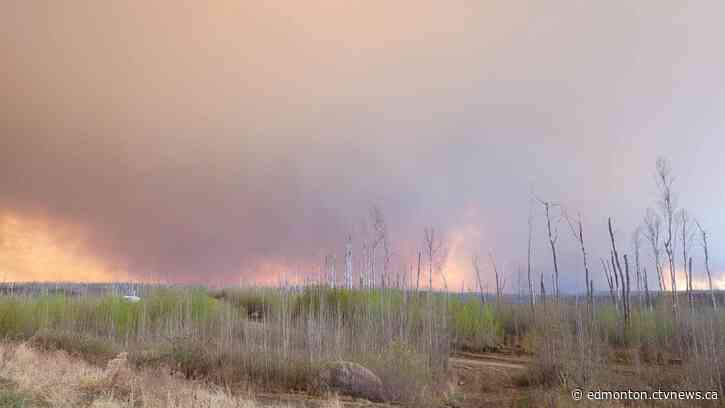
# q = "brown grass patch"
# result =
<box><xmin>0</xmin><ymin>342</ymin><xmax>341</xmax><ymax>407</ymax></box>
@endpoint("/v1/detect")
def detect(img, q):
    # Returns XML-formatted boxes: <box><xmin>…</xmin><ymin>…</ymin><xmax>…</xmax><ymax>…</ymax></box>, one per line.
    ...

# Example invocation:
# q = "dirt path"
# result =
<box><xmin>258</xmin><ymin>352</ymin><xmax>532</xmax><ymax>408</ymax></box>
<box><xmin>255</xmin><ymin>392</ymin><xmax>400</xmax><ymax>408</ymax></box>
<box><xmin>255</xmin><ymin>352</ymin><xmax>532</xmax><ymax>408</ymax></box>
<box><xmin>450</xmin><ymin>352</ymin><xmax>529</xmax><ymax>371</ymax></box>
<box><xmin>447</xmin><ymin>352</ymin><xmax>531</xmax><ymax>408</ymax></box>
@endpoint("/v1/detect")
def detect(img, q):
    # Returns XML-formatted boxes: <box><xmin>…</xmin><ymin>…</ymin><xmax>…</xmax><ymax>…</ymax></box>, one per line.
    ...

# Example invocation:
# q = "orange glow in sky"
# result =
<box><xmin>669</xmin><ymin>266</ymin><xmax>724</xmax><ymax>291</ymax></box>
<box><xmin>0</xmin><ymin>213</ymin><xmax>122</xmax><ymax>282</ymax></box>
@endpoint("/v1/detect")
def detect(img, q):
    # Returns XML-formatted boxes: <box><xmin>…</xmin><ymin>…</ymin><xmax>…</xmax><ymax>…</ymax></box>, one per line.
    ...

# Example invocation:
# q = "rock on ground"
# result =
<box><xmin>318</xmin><ymin>361</ymin><xmax>384</xmax><ymax>402</ymax></box>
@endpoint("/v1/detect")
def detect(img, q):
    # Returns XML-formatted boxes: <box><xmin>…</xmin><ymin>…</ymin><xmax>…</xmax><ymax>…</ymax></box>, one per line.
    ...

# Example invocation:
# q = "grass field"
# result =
<box><xmin>0</xmin><ymin>285</ymin><xmax>723</xmax><ymax>406</ymax></box>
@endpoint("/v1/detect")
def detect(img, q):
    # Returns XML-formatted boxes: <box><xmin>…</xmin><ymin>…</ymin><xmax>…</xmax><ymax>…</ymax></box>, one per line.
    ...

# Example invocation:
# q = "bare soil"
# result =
<box><xmin>446</xmin><ymin>352</ymin><xmax>530</xmax><ymax>408</ymax></box>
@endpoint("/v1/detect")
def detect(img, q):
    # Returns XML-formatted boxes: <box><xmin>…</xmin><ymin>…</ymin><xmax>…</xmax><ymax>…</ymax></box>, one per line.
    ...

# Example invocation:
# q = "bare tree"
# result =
<box><xmin>623</xmin><ymin>254</ymin><xmax>631</xmax><ymax>328</ymax></box>
<box><xmin>601</xmin><ymin>257</ymin><xmax>618</xmax><ymax>308</ymax></box>
<box><xmin>656</xmin><ymin>157</ymin><xmax>679</xmax><ymax>321</ymax></box>
<box><xmin>423</xmin><ymin>226</ymin><xmax>447</xmax><ymax>366</ymax></box>
<box><xmin>610</xmin><ymin>252</ymin><xmax>620</xmax><ymax>305</ymax></box>
<box><xmin>382</xmin><ymin>233</ymin><xmax>392</xmax><ymax>289</ymax></box>
<box><xmin>687</xmin><ymin>256</ymin><xmax>693</xmax><ymax>312</ymax></box>
<box><xmin>359</xmin><ymin>219</ymin><xmax>370</xmax><ymax>288</ymax></box>
<box><xmin>608</xmin><ymin>217</ymin><xmax>630</xmax><ymax>326</ymax></box>
<box><xmin>440</xmin><ymin>269</ymin><xmax>449</xmax><ymax>291</ymax></box>
<box><xmin>632</xmin><ymin>227</ymin><xmax>645</xmax><ymax>309</ymax></box>
<box><xmin>695</xmin><ymin>220</ymin><xmax>717</xmax><ymax>310</ymax></box>
<box><xmin>369</xmin><ymin>206</ymin><xmax>387</xmax><ymax>289</ymax></box>
<box><xmin>423</xmin><ymin>227</ymin><xmax>446</xmax><ymax>292</ymax></box>
<box><xmin>537</xmin><ymin>199</ymin><xmax>561</xmax><ymax>302</ymax></box>
<box><xmin>489</xmin><ymin>250</ymin><xmax>506</xmax><ymax>308</ymax></box>
<box><xmin>344</xmin><ymin>235</ymin><xmax>353</xmax><ymax>289</ymax></box>
<box><xmin>643</xmin><ymin>209</ymin><xmax>665</xmax><ymax>292</ymax></box>
<box><xmin>360</xmin><ymin>240</ymin><xmax>369</xmax><ymax>288</ymax></box>
<box><xmin>679</xmin><ymin>209</ymin><xmax>695</xmax><ymax>313</ymax></box>
<box><xmin>325</xmin><ymin>253</ymin><xmax>337</xmax><ymax>288</ymax></box>
<box><xmin>416</xmin><ymin>251</ymin><xmax>422</xmax><ymax>293</ymax></box>
<box><xmin>527</xmin><ymin>200</ymin><xmax>536</xmax><ymax>315</ymax></box>
<box><xmin>565</xmin><ymin>210</ymin><xmax>593</xmax><ymax>318</ymax></box>
<box><xmin>471</xmin><ymin>254</ymin><xmax>486</xmax><ymax>306</ymax></box>
<box><xmin>642</xmin><ymin>266</ymin><xmax>651</xmax><ymax>311</ymax></box>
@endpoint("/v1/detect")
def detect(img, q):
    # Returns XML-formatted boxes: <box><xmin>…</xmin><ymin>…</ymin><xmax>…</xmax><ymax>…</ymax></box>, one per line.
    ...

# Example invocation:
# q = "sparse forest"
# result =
<box><xmin>0</xmin><ymin>158</ymin><xmax>723</xmax><ymax>407</ymax></box>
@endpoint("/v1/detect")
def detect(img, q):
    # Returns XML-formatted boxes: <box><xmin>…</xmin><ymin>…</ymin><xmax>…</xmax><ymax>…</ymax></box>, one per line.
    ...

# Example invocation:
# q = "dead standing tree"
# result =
<box><xmin>382</xmin><ymin>234</ymin><xmax>392</xmax><ymax>289</ymax></box>
<box><xmin>643</xmin><ymin>209</ymin><xmax>666</xmax><ymax>293</ymax></box>
<box><xmin>369</xmin><ymin>207</ymin><xmax>386</xmax><ymax>289</ymax></box>
<box><xmin>527</xmin><ymin>199</ymin><xmax>536</xmax><ymax>316</ymax></box>
<box><xmin>471</xmin><ymin>254</ymin><xmax>486</xmax><ymax>306</ymax></box>
<box><xmin>325</xmin><ymin>254</ymin><xmax>337</xmax><ymax>288</ymax></box>
<box><xmin>633</xmin><ymin>226</ymin><xmax>651</xmax><ymax>310</ymax></box>
<box><xmin>695</xmin><ymin>220</ymin><xmax>717</xmax><ymax>310</ymax></box>
<box><xmin>361</xmin><ymin>241</ymin><xmax>369</xmax><ymax>288</ymax></box>
<box><xmin>416</xmin><ymin>251</ymin><xmax>422</xmax><ymax>293</ymax></box>
<box><xmin>344</xmin><ymin>235</ymin><xmax>353</xmax><ymax>289</ymax></box>
<box><xmin>423</xmin><ymin>227</ymin><xmax>448</xmax><ymax>292</ymax></box>
<box><xmin>679</xmin><ymin>209</ymin><xmax>695</xmax><ymax>313</ymax></box>
<box><xmin>601</xmin><ymin>258</ymin><xmax>618</xmax><ymax>311</ymax></box>
<box><xmin>423</xmin><ymin>226</ymin><xmax>447</xmax><ymax>367</ymax></box>
<box><xmin>608</xmin><ymin>218</ymin><xmax>630</xmax><ymax>328</ymax></box>
<box><xmin>623</xmin><ymin>254</ymin><xmax>631</xmax><ymax>326</ymax></box>
<box><xmin>489</xmin><ymin>250</ymin><xmax>506</xmax><ymax>309</ymax></box>
<box><xmin>358</xmin><ymin>218</ymin><xmax>371</xmax><ymax>288</ymax></box>
<box><xmin>656</xmin><ymin>158</ymin><xmax>679</xmax><ymax>322</ymax></box>
<box><xmin>642</xmin><ymin>267</ymin><xmax>651</xmax><ymax>311</ymax></box>
<box><xmin>538</xmin><ymin>199</ymin><xmax>561</xmax><ymax>302</ymax></box>
<box><xmin>565</xmin><ymin>210</ymin><xmax>593</xmax><ymax>318</ymax></box>
<box><xmin>611</xmin><ymin>253</ymin><xmax>620</xmax><ymax>304</ymax></box>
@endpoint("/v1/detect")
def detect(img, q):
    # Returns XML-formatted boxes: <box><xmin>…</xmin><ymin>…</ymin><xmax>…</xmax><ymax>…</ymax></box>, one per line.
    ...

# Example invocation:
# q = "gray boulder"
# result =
<box><xmin>319</xmin><ymin>361</ymin><xmax>384</xmax><ymax>402</ymax></box>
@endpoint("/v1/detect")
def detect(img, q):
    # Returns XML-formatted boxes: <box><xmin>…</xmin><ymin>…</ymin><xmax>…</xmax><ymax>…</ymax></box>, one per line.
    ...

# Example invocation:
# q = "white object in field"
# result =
<box><xmin>122</xmin><ymin>295</ymin><xmax>141</xmax><ymax>303</ymax></box>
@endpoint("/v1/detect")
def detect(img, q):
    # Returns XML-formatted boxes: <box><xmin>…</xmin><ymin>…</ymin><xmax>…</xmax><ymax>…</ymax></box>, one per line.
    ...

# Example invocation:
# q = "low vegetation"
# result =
<box><xmin>0</xmin><ymin>285</ymin><xmax>722</xmax><ymax>406</ymax></box>
<box><xmin>0</xmin><ymin>341</ymin><xmax>346</xmax><ymax>407</ymax></box>
<box><xmin>0</xmin><ymin>286</ymin><xmax>453</xmax><ymax>404</ymax></box>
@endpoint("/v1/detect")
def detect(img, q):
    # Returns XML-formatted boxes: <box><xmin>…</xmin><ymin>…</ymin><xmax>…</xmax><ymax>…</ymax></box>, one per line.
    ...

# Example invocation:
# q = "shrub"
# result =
<box><xmin>358</xmin><ymin>340</ymin><xmax>434</xmax><ymax>403</ymax></box>
<box><xmin>449</xmin><ymin>298</ymin><xmax>502</xmax><ymax>351</ymax></box>
<box><xmin>212</xmin><ymin>288</ymin><xmax>281</xmax><ymax>320</ymax></box>
<box><xmin>29</xmin><ymin>330</ymin><xmax>117</xmax><ymax>366</ymax></box>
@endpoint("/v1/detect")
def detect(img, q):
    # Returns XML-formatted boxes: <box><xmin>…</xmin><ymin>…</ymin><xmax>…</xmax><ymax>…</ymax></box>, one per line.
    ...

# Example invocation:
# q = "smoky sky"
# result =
<box><xmin>2</xmin><ymin>1</ymin><xmax>725</xmax><ymax>289</ymax></box>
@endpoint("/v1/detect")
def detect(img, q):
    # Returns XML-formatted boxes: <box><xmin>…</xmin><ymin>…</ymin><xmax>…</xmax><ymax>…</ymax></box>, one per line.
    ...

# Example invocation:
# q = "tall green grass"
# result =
<box><xmin>0</xmin><ymin>288</ymin><xmax>229</xmax><ymax>341</ymax></box>
<box><xmin>0</xmin><ymin>286</ymin><xmax>455</xmax><ymax>404</ymax></box>
<box><xmin>3</xmin><ymin>286</ymin><xmax>722</xmax><ymax>404</ymax></box>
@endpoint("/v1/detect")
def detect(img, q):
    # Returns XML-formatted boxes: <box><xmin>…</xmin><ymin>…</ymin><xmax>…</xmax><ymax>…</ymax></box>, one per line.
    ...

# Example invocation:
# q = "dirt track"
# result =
<box><xmin>447</xmin><ymin>352</ymin><xmax>530</xmax><ymax>408</ymax></box>
<box><xmin>257</xmin><ymin>352</ymin><xmax>532</xmax><ymax>408</ymax></box>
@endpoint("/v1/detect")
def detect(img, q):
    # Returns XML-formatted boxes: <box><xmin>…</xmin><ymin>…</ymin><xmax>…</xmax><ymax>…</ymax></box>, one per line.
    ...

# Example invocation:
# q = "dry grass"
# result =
<box><xmin>0</xmin><ymin>342</ymin><xmax>341</xmax><ymax>407</ymax></box>
<box><xmin>513</xmin><ymin>302</ymin><xmax>725</xmax><ymax>407</ymax></box>
<box><xmin>0</xmin><ymin>288</ymin><xmax>451</xmax><ymax>403</ymax></box>
<box><xmin>0</xmin><ymin>287</ymin><xmax>722</xmax><ymax>406</ymax></box>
